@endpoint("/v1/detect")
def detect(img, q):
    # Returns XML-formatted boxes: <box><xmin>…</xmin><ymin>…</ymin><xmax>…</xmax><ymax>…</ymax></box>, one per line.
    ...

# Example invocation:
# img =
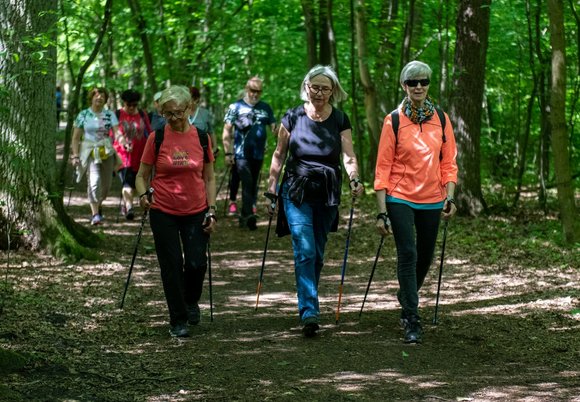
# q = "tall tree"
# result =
<box><xmin>547</xmin><ymin>0</ymin><xmax>579</xmax><ymax>243</ymax></box>
<box><xmin>127</xmin><ymin>0</ymin><xmax>158</xmax><ymax>96</ymax></box>
<box><xmin>301</xmin><ymin>0</ymin><xmax>317</xmax><ymax>68</ymax></box>
<box><xmin>355</xmin><ymin>0</ymin><xmax>381</xmax><ymax>176</ymax></box>
<box><xmin>0</xmin><ymin>0</ymin><xmax>94</xmax><ymax>253</ymax></box>
<box><xmin>449</xmin><ymin>0</ymin><xmax>491</xmax><ymax>216</ymax></box>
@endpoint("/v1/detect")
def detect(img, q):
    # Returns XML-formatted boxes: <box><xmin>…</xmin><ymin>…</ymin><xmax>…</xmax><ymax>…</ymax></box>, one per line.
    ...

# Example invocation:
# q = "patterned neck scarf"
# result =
<box><xmin>402</xmin><ymin>95</ymin><xmax>435</xmax><ymax>124</ymax></box>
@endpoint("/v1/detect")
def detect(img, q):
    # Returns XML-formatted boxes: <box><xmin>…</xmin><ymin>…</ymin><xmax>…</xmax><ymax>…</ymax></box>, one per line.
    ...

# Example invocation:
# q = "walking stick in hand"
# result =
<box><xmin>359</xmin><ymin>236</ymin><xmax>385</xmax><ymax>318</ymax></box>
<box><xmin>433</xmin><ymin>220</ymin><xmax>449</xmax><ymax>325</ymax></box>
<box><xmin>119</xmin><ymin>188</ymin><xmax>153</xmax><ymax>309</ymax></box>
<box><xmin>207</xmin><ymin>239</ymin><xmax>214</xmax><ymax>322</ymax></box>
<box><xmin>335</xmin><ymin>198</ymin><xmax>355</xmax><ymax>324</ymax></box>
<box><xmin>255</xmin><ymin>194</ymin><xmax>277</xmax><ymax>311</ymax></box>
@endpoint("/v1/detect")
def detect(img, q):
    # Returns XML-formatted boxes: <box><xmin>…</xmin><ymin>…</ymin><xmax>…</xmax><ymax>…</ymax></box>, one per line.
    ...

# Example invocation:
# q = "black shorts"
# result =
<box><xmin>118</xmin><ymin>168</ymin><xmax>136</xmax><ymax>189</ymax></box>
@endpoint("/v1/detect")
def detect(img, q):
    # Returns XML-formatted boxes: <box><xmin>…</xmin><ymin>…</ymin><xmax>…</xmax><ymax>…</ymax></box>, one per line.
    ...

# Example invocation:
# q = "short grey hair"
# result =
<box><xmin>300</xmin><ymin>65</ymin><xmax>348</xmax><ymax>103</ymax></box>
<box><xmin>400</xmin><ymin>61</ymin><xmax>432</xmax><ymax>85</ymax></box>
<box><xmin>158</xmin><ymin>85</ymin><xmax>191</xmax><ymax>109</ymax></box>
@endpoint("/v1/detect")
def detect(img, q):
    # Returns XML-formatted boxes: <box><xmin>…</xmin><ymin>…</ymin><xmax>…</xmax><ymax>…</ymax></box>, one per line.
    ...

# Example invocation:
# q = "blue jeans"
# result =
<box><xmin>282</xmin><ymin>182</ymin><xmax>338</xmax><ymax>322</ymax></box>
<box><xmin>387</xmin><ymin>203</ymin><xmax>441</xmax><ymax>319</ymax></box>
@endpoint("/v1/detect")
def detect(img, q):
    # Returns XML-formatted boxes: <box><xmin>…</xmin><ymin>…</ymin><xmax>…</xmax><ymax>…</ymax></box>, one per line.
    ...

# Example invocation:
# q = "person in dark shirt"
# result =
<box><xmin>265</xmin><ymin>65</ymin><xmax>364</xmax><ymax>337</ymax></box>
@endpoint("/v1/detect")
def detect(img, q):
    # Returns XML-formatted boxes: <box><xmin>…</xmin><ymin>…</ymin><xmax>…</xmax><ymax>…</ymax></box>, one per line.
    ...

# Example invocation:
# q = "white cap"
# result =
<box><xmin>153</xmin><ymin>91</ymin><xmax>162</xmax><ymax>102</ymax></box>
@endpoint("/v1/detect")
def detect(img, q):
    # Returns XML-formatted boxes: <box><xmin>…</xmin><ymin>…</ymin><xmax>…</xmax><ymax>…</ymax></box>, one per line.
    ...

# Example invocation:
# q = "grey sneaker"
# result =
<box><xmin>403</xmin><ymin>316</ymin><xmax>422</xmax><ymax>344</ymax></box>
<box><xmin>169</xmin><ymin>322</ymin><xmax>189</xmax><ymax>338</ymax></box>
<box><xmin>302</xmin><ymin>316</ymin><xmax>320</xmax><ymax>338</ymax></box>
<box><xmin>187</xmin><ymin>303</ymin><xmax>201</xmax><ymax>325</ymax></box>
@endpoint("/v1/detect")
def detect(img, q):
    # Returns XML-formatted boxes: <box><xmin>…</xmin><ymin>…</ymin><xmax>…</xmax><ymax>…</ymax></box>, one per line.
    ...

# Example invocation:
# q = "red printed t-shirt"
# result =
<box><xmin>141</xmin><ymin>125</ymin><xmax>214</xmax><ymax>216</ymax></box>
<box><xmin>114</xmin><ymin>109</ymin><xmax>151</xmax><ymax>172</ymax></box>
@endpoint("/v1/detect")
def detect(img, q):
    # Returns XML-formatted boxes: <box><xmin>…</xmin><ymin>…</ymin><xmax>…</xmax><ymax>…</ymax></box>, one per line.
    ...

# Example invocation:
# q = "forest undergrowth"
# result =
<box><xmin>0</xmin><ymin>171</ymin><xmax>579</xmax><ymax>401</ymax></box>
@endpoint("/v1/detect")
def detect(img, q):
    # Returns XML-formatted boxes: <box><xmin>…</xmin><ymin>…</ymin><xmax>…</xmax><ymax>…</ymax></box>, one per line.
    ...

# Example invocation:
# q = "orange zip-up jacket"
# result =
<box><xmin>374</xmin><ymin>109</ymin><xmax>458</xmax><ymax>203</ymax></box>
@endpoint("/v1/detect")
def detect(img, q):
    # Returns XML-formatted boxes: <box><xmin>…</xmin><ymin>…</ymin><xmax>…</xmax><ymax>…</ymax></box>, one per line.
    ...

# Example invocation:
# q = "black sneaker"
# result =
<box><xmin>187</xmin><ymin>303</ymin><xmax>200</xmax><ymax>325</ymax></box>
<box><xmin>247</xmin><ymin>215</ymin><xmax>257</xmax><ymax>231</ymax></box>
<box><xmin>169</xmin><ymin>322</ymin><xmax>189</xmax><ymax>338</ymax></box>
<box><xmin>302</xmin><ymin>317</ymin><xmax>320</xmax><ymax>338</ymax></box>
<box><xmin>125</xmin><ymin>208</ymin><xmax>135</xmax><ymax>221</ymax></box>
<box><xmin>403</xmin><ymin>316</ymin><xmax>422</xmax><ymax>344</ymax></box>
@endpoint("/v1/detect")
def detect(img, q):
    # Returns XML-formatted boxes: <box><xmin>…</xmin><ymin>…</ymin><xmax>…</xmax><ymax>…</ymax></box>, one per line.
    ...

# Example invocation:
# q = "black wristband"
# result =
<box><xmin>204</xmin><ymin>212</ymin><xmax>217</xmax><ymax>222</ymax></box>
<box><xmin>376</xmin><ymin>212</ymin><xmax>388</xmax><ymax>221</ymax></box>
<box><xmin>264</xmin><ymin>192</ymin><xmax>278</xmax><ymax>203</ymax></box>
<box><xmin>446</xmin><ymin>198</ymin><xmax>455</xmax><ymax>205</ymax></box>
<box><xmin>225</xmin><ymin>152</ymin><xmax>233</xmax><ymax>156</ymax></box>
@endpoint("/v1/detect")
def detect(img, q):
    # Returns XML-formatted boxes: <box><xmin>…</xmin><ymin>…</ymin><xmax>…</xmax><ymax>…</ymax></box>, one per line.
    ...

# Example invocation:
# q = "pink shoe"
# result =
<box><xmin>228</xmin><ymin>202</ymin><xmax>238</xmax><ymax>216</ymax></box>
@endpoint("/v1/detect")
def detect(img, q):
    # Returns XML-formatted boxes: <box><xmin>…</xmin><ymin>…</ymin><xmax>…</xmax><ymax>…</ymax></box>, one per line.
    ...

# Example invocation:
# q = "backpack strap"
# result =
<box><xmin>391</xmin><ymin>107</ymin><xmax>446</xmax><ymax>145</ymax></box>
<box><xmin>390</xmin><ymin>109</ymin><xmax>400</xmax><ymax>145</ymax></box>
<box><xmin>154</xmin><ymin>125</ymin><xmax>210</xmax><ymax>163</ymax></box>
<box><xmin>435</xmin><ymin>107</ymin><xmax>446</xmax><ymax>143</ymax></box>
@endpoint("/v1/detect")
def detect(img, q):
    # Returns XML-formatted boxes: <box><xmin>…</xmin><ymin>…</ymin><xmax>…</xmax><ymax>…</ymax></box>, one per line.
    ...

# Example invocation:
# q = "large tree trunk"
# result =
<box><xmin>0</xmin><ymin>0</ymin><xmax>95</xmax><ymax>253</ymax></box>
<box><xmin>547</xmin><ymin>0</ymin><xmax>579</xmax><ymax>244</ymax></box>
<box><xmin>449</xmin><ymin>0</ymin><xmax>491</xmax><ymax>216</ymax></box>
<box><xmin>319</xmin><ymin>0</ymin><xmax>338</xmax><ymax>71</ymax></box>
<box><xmin>355</xmin><ymin>0</ymin><xmax>381</xmax><ymax>178</ymax></box>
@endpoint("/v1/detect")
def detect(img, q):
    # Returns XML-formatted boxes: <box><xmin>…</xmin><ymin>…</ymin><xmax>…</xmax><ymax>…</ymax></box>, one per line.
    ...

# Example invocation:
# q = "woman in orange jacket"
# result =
<box><xmin>374</xmin><ymin>60</ymin><xmax>458</xmax><ymax>344</ymax></box>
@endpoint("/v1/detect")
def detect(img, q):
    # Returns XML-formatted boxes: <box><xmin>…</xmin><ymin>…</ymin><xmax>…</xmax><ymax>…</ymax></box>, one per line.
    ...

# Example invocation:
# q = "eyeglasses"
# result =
<box><xmin>248</xmin><ymin>88</ymin><xmax>263</xmax><ymax>95</ymax></box>
<box><xmin>307</xmin><ymin>84</ymin><xmax>333</xmax><ymax>95</ymax></box>
<box><xmin>404</xmin><ymin>79</ymin><xmax>430</xmax><ymax>87</ymax></box>
<box><xmin>162</xmin><ymin>108</ymin><xmax>187</xmax><ymax>119</ymax></box>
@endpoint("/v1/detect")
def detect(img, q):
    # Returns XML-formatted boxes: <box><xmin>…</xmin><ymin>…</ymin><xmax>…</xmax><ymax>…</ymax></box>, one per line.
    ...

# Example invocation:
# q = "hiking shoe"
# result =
<box><xmin>302</xmin><ymin>317</ymin><xmax>320</xmax><ymax>338</ymax></box>
<box><xmin>403</xmin><ymin>316</ymin><xmax>422</xmax><ymax>344</ymax></box>
<box><xmin>228</xmin><ymin>202</ymin><xmax>238</xmax><ymax>216</ymax></box>
<box><xmin>91</xmin><ymin>213</ymin><xmax>103</xmax><ymax>225</ymax></box>
<box><xmin>247</xmin><ymin>215</ymin><xmax>257</xmax><ymax>231</ymax></box>
<box><xmin>187</xmin><ymin>303</ymin><xmax>201</xmax><ymax>325</ymax></box>
<box><xmin>169</xmin><ymin>322</ymin><xmax>190</xmax><ymax>338</ymax></box>
<box><xmin>125</xmin><ymin>208</ymin><xmax>135</xmax><ymax>221</ymax></box>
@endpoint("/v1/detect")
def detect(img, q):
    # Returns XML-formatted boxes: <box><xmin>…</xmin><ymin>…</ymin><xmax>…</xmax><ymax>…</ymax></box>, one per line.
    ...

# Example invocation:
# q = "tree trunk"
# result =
<box><xmin>127</xmin><ymin>0</ymin><xmax>158</xmax><ymax>97</ymax></box>
<box><xmin>355</xmin><ymin>0</ymin><xmax>381</xmax><ymax>177</ymax></box>
<box><xmin>319</xmin><ymin>0</ymin><xmax>338</xmax><ymax>71</ymax></box>
<box><xmin>376</xmin><ymin>0</ymin><xmax>400</xmax><ymax>113</ymax></box>
<box><xmin>449</xmin><ymin>0</ymin><xmax>491</xmax><ymax>216</ymax></box>
<box><xmin>349</xmin><ymin>0</ymin><xmax>364</xmax><ymax>180</ymax></box>
<box><xmin>547</xmin><ymin>0</ymin><xmax>579</xmax><ymax>244</ymax></box>
<box><xmin>0</xmin><ymin>0</ymin><xmax>96</xmax><ymax>253</ymax></box>
<box><xmin>301</xmin><ymin>0</ymin><xmax>317</xmax><ymax>68</ymax></box>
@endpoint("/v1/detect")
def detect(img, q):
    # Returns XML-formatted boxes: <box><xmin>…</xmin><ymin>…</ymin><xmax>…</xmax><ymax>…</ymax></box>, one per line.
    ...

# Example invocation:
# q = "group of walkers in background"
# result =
<box><xmin>68</xmin><ymin>60</ymin><xmax>458</xmax><ymax>343</ymax></box>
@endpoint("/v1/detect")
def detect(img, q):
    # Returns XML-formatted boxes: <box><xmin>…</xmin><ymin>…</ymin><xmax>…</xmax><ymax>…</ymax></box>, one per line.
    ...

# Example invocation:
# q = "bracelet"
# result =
<box><xmin>208</xmin><ymin>205</ymin><xmax>216</xmax><ymax>210</ymax></box>
<box><xmin>225</xmin><ymin>152</ymin><xmax>233</xmax><ymax>156</ymax></box>
<box><xmin>264</xmin><ymin>192</ymin><xmax>278</xmax><ymax>203</ymax></box>
<box><xmin>446</xmin><ymin>198</ymin><xmax>455</xmax><ymax>205</ymax></box>
<box><xmin>376</xmin><ymin>212</ymin><xmax>388</xmax><ymax>221</ymax></box>
<box><xmin>350</xmin><ymin>177</ymin><xmax>362</xmax><ymax>185</ymax></box>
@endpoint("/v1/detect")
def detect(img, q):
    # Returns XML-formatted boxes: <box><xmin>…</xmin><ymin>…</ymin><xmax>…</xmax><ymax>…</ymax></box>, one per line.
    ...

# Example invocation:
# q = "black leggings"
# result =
<box><xmin>149</xmin><ymin>209</ymin><xmax>208</xmax><ymax>326</ymax></box>
<box><xmin>387</xmin><ymin>203</ymin><xmax>441</xmax><ymax>319</ymax></box>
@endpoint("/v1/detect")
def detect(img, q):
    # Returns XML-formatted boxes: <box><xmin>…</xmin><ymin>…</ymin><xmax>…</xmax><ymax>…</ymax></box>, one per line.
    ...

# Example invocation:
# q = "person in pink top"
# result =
<box><xmin>374</xmin><ymin>60</ymin><xmax>458</xmax><ymax>344</ymax></box>
<box><xmin>114</xmin><ymin>89</ymin><xmax>152</xmax><ymax>220</ymax></box>
<box><xmin>135</xmin><ymin>85</ymin><xmax>217</xmax><ymax>338</ymax></box>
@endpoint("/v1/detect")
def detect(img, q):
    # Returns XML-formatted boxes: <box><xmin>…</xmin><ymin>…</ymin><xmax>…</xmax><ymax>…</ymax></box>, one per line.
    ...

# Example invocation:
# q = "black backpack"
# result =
<box><xmin>154</xmin><ymin>126</ymin><xmax>210</xmax><ymax>163</ymax></box>
<box><xmin>390</xmin><ymin>107</ymin><xmax>447</xmax><ymax>159</ymax></box>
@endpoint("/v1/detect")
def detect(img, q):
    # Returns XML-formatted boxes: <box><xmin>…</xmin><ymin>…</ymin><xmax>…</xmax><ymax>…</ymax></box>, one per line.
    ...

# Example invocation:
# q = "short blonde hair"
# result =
<box><xmin>300</xmin><ymin>65</ymin><xmax>348</xmax><ymax>103</ymax></box>
<box><xmin>158</xmin><ymin>85</ymin><xmax>191</xmax><ymax>109</ymax></box>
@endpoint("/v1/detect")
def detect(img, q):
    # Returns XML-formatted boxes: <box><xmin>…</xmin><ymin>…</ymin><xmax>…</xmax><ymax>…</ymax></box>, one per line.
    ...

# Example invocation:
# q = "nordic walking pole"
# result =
<box><xmin>215</xmin><ymin>164</ymin><xmax>230</xmax><ymax>199</ymax></box>
<box><xmin>207</xmin><ymin>239</ymin><xmax>214</xmax><ymax>322</ymax></box>
<box><xmin>119</xmin><ymin>187</ymin><xmax>153</xmax><ymax>309</ymax></box>
<box><xmin>335</xmin><ymin>197</ymin><xmax>355</xmax><ymax>324</ymax></box>
<box><xmin>255</xmin><ymin>194</ymin><xmax>277</xmax><ymax>311</ymax></box>
<box><xmin>432</xmin><ymin>220</ymin><xmax>449</xmax><ymax>325</ymax></box>
<box><xmin>359</xmin><ymin>236</ymin><xmax>385</xmax><ymax>318</ymax></box>
<box><xmin>66</xmin><ymin>166</ymin><xmax>77</xmax><ymax>208</ymax></box>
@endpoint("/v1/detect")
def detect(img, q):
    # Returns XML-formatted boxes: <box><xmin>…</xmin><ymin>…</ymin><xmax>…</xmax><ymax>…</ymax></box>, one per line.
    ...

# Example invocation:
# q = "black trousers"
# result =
<box><xmin>387</xmin><ymin>203</ymin><xmax>441</xmax><ymax>319</ymax></box>
<box><xmin>236</xmin><ymin>157</ymin><xmax>263</xmax><ymax>218</ymax></box>
<box><xmin>149</xmin><ymin>209</ymin><xmax>208</xmax><ymax>326</ymax></box>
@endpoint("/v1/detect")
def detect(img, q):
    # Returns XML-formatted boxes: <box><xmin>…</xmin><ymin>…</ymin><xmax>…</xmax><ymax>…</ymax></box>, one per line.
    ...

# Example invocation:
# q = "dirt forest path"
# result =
<box><xmin>1</xmin><ymin>163</ymin><xmax>579</xmax><ymax>401</ymax></box>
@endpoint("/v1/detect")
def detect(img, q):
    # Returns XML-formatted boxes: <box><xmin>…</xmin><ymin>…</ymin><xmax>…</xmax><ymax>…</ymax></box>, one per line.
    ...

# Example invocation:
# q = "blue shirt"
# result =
<box><xmin>224</xmin><ymin>99</ymin><xmax>275</xmax><ymax>160</ymax></box>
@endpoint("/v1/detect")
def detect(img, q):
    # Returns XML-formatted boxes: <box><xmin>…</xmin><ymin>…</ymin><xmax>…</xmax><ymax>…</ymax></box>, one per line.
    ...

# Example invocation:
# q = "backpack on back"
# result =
<box><xmin>154</xmin><ymin>126</ymin><xmax>210</xmax><ymax>163</ymax></box>
<box><xmin>390</xmin><ymin>107</ymin><xmax>447</xmax><ymax>159</ymax></box>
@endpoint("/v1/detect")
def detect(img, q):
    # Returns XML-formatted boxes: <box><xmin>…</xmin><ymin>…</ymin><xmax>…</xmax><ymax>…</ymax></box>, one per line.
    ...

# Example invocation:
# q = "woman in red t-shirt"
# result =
<box><xmin>114</xmin><ymin>89</ymin><xmax>152</xmax><ymax>220</ymax></box>
<box><xmin>135</xmin><ymin>85</ymin><xmax>217</xmax><ymax>338</ymax></box>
